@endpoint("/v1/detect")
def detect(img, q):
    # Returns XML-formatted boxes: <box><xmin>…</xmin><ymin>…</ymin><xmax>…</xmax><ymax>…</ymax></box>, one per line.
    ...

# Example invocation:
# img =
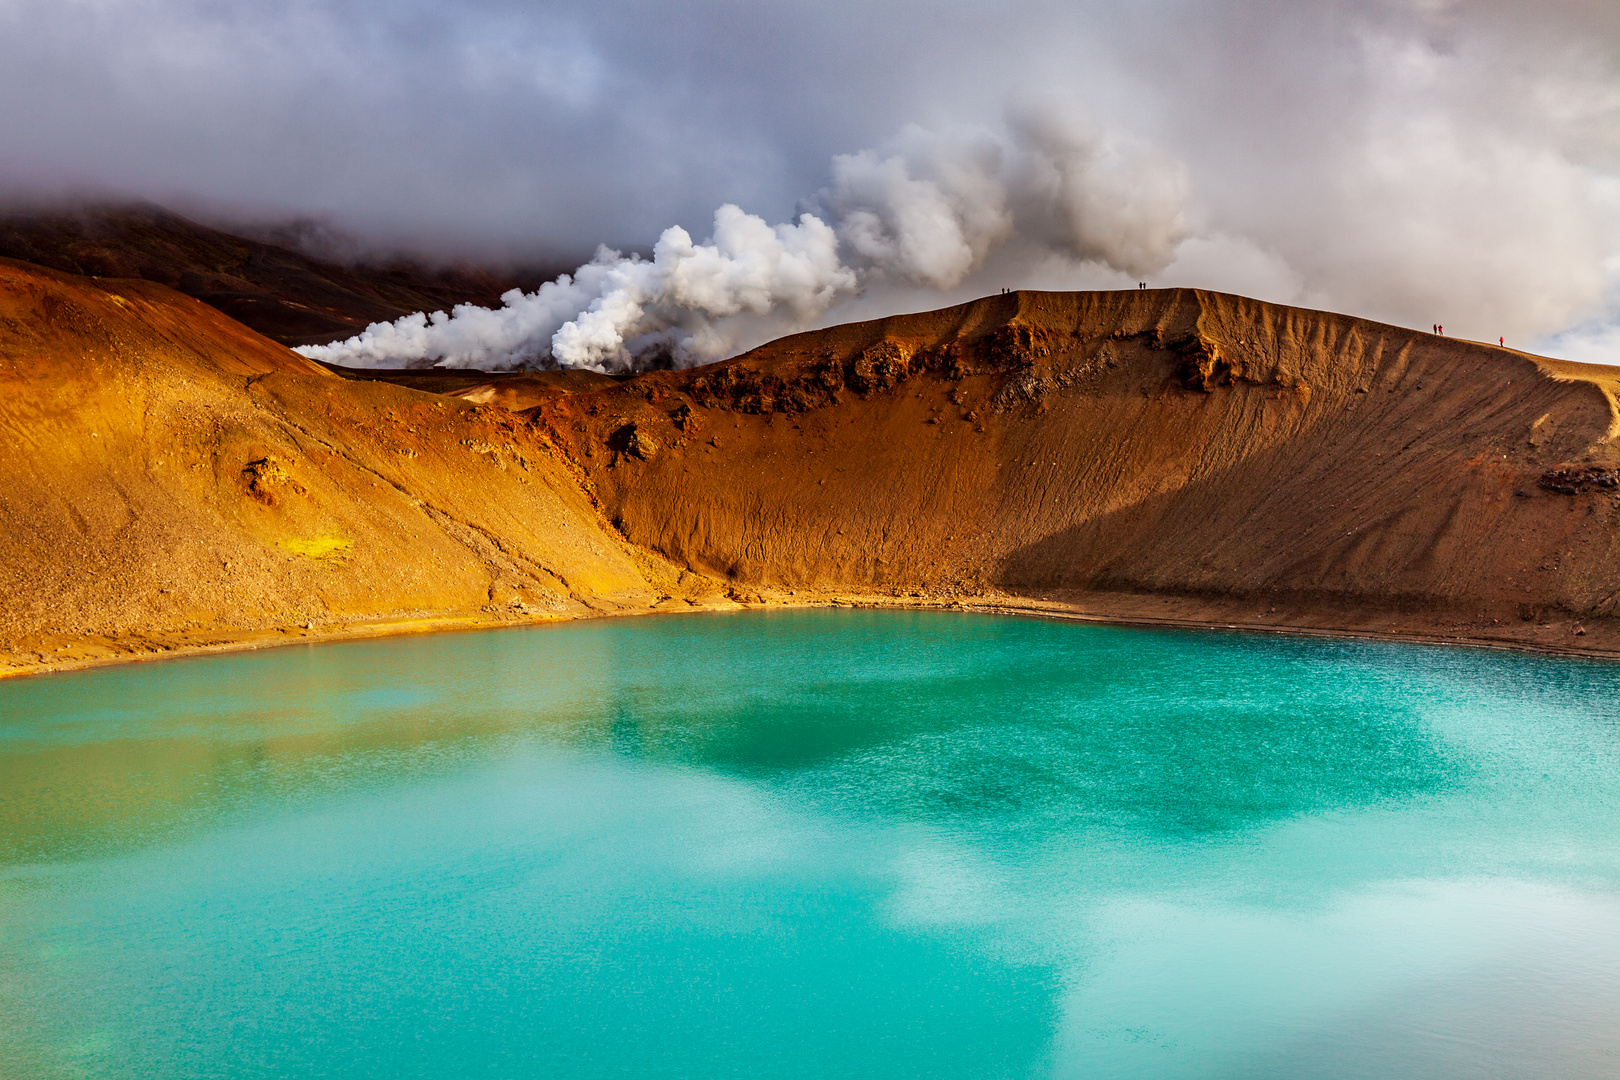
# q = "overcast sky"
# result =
<box><xmin>2</xmin><ymin>0</ymin><xmax>1618</xmax><ymax>361</ymax></box>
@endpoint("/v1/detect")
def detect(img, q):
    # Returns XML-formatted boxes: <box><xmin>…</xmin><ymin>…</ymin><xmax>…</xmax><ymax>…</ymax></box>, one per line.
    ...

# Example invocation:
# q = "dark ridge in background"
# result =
<box><xmin>0</xmin><ymin>201</ymin><xmax>567</xmax><ymax>348</ymax></box>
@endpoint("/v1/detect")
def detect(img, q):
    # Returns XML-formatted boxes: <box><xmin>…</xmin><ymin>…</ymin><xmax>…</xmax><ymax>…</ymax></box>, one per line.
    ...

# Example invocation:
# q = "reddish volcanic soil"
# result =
<box><xmin>4</xmin><ymin>255</ymin><xmax>1620</xmax><ymax>677</ymax></box>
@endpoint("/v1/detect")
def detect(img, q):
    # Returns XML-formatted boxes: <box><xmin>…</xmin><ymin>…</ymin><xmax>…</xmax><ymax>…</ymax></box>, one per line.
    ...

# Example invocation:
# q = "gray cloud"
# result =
<box><xmin>2</xmin><ymin>0</ymin><xmax>1618</xmax><ymax>360</ymax></box>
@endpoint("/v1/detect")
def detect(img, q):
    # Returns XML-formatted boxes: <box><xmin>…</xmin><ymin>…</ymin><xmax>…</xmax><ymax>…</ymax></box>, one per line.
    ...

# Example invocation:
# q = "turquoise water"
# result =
<box><xmin>2</xmin><ymin>609</ymin><xmax>1618</xmax><ymax>1079</ymax></box>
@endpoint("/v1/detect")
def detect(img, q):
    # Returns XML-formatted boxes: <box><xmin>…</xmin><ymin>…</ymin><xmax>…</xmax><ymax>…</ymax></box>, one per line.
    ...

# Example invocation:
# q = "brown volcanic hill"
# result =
<box><xmin>0</xmin><ymin>256</ymin><xmax>708</xmax><ymax>675</ymax></box>
<box><xmin>0</xmin><ymin>202</ymin><xmax>557</xmax><ymax>347</ymax></box>
<box><xmin>536</xmin><ymin>289</ymin><xmax>1620</xmax><ymax>645</ymax></box>
<box><xmin>4</xmin><ymin>268</ymin><xmax>1620</xmax><ymax>677</ymax></box>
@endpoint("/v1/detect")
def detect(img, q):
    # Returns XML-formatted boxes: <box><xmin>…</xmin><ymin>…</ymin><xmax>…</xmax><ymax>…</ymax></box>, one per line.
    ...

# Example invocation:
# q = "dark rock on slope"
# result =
<box><xmin>0</xmin><ymin>201</ymin><xmax>560</xmax><ymax>347</ymax></box>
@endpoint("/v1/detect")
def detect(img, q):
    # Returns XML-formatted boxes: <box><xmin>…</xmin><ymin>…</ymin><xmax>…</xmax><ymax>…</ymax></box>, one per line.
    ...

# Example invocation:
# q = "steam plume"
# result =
<box><xmin>302</xmin><ymin>205</ymin><xmax>851</xmax><ymax>370</ymax></box>
<box><xmin>297</xmin><ymin>113</ymin><xmax>1193</xmax><ymax>371</ymax></box>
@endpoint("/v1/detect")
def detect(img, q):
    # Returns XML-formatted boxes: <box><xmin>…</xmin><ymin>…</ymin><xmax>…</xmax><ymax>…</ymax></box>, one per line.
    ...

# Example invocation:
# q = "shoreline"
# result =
<box><xmin>7</xmin><ymin>589</ymin><xmax>1620</xmax><ymax>683</ymax></box>
<box><xmin>958</xmin><ymin>601</ymin><xmax>1620</xmax><ymax>662</ymax></box>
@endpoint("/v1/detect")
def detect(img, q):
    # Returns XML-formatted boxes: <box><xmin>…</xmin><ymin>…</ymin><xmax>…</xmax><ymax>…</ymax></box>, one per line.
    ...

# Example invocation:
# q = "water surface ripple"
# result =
<box><xmin>2</xmin><ymin>610</ymin><xmax>1618</xmax><ymax>1078</ymax></box>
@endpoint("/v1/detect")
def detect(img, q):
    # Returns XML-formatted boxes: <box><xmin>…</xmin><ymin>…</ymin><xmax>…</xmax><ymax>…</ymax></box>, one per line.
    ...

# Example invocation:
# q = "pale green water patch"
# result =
<box><xmin>1</xmin><ymin>610</ymin><xmax>1618</xmax><ymax>1078</ymax></box>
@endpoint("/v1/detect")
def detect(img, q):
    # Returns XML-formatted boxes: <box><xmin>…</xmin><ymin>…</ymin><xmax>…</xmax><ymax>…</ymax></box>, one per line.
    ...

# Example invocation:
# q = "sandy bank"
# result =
<box><xmin>9</xmin><ymin>586</ymin><xmax>1619</xmax><ymax>683</ymax></box>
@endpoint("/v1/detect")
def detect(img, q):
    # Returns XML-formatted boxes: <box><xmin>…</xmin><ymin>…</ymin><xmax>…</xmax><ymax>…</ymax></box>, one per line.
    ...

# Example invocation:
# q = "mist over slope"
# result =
<box><xmin>4</xmin><ymin>256</ymin><xmax>1620</xmax><ymax>675</ymax></box>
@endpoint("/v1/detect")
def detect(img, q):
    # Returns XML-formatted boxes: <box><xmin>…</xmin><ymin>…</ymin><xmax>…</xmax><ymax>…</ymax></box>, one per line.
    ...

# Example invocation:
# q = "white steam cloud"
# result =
<box><xmin>305</xmin><ymin>205</ymin><xmax>851</xmax><ymax>370</ymax></box>
<box><xmin>297</xmin><ymin>111</ymin><xmax>1193</xmax><ymax>371</ymax></box>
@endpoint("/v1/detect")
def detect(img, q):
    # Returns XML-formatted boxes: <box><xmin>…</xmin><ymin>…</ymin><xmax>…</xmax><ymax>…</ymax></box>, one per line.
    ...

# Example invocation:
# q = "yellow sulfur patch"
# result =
<box><xmin>278</xmin><ymin>536</ymin><xmax>352</xmax><ymax>561</ymax></box>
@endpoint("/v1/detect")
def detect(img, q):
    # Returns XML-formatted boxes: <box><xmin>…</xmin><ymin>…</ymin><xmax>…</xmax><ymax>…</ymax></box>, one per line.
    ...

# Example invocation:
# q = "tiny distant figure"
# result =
<box><xmin>1499</xmin><ymin>336</ymin><xmax>1504</xmax><ymax>347</ymax></box>
<box><xmin>1432</xmin><ymin>324</ymin><xmax>1437</xmax><ymax>333</ymax></box>
<box><xmin>1439</xmin><ymin>325</ymin><xmax>1444</xmax><ymax>335</ymax></box>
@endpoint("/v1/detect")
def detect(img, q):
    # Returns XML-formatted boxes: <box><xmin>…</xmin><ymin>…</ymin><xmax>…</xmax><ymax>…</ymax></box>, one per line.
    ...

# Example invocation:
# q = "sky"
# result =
<box><xmin>2</xmin><ymin>0</ymin><xmax>1617</xmax><ymax>368</ymax></box>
